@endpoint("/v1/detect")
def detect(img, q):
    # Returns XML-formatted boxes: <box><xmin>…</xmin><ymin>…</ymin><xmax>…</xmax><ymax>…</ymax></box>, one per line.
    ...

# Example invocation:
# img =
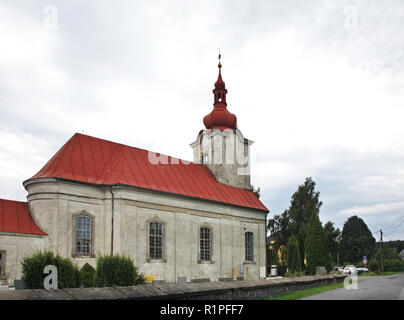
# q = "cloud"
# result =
<box><xmin>339</xmin><ymin>202</ymin><xmax>404</xmax><ymax>217</ymax></box>
<box><xmin>0</xmin><ymin>0</ymin><xmax>404</xmax><ymax>240</ymax></box>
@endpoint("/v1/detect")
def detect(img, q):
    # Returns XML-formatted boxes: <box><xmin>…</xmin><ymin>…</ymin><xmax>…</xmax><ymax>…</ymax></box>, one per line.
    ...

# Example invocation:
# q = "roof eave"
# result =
<box><xmin>25</xmin><ymin>176</ymin><xmax>269</xmax><ymax>214</ymax></box>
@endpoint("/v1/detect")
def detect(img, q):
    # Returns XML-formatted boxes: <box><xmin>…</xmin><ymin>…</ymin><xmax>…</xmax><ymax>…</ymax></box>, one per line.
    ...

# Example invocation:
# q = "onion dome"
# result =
<box><xmin>203</xmin><ymin>59</ymin><xmax>237</xmax><ymax>130</ymax></box>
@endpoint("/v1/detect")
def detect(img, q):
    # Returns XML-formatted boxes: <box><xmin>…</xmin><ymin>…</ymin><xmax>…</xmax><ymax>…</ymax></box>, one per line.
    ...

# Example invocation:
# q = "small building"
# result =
<box><xmin>0</xmin><ymin>61</ymin><xmax>269</xmax><ymax>285</ymax></box>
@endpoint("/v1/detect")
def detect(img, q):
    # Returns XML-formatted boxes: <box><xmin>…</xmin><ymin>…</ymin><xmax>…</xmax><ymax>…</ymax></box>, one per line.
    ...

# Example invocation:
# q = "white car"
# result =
<box><xmin>343</xmin><ymin>265</ymin><xmax>357</xmax><ymax>274</ymax></box>
<box><xmin>356</xmin><ymin>267</ymin><xmax>369</xmax><ymax>274</ymax></box>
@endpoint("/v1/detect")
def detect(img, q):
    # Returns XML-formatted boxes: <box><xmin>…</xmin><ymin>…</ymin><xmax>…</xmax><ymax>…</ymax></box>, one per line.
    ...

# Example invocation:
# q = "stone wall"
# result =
<box><xmin>0</xmin><ymin>274</ymin><xmax>346</xmax><ymax>300</ymax></box>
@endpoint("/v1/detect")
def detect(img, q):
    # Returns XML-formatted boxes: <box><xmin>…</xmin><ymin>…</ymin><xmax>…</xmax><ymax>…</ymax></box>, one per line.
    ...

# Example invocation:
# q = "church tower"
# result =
<box><xmin>190</xmin><ymin>56</ymin><xmax>253</xmax><ymax>190</ymax></box>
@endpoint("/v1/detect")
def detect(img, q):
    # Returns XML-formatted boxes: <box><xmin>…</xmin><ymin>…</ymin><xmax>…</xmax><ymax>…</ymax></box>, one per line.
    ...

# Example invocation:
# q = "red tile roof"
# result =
<box><xmin>29</xmin><ymin>133</ymin><xmax>268</xmax><ymax>212</ymax></box>
<box><xmin>0</xmin><ymin>198</ymin><xmax>47</xmax><ymax>236</ymax></box>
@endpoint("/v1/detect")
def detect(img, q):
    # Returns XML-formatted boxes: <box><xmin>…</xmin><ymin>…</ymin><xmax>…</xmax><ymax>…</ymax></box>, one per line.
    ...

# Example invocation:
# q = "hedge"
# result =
<box><xmin>94</xmin><ymin>254</ymin><xmax>145</xmax><ymax>287</ymax></box>
<box><xmin>21</xmin><ymin>251</ymin><xmax>81</xmax><ymax>289</ymax></box>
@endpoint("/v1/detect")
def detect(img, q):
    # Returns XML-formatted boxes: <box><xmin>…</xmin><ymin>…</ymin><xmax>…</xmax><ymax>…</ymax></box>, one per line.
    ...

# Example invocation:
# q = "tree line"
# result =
<box><xmin>266</xmin><ymin>177</ymin><xmax>403</xmax><ymax>275</ymax></box>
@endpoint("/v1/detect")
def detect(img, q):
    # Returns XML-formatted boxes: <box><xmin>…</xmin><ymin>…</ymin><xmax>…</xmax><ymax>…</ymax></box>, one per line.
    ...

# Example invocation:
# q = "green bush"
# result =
<box><xmin>94</xmin><ymin>254</ymin><xmax>145</xmax><ymax>287</ymax></box>
<box><xmin>80</xmin><ymin>263</ymin><xmax>96</xmax><ymax>287</ymax></box>
<box><xmin>368</xmin><ymin>245</ymin><xmax>404</xmax><ymax>271</ymax></box>
<box><xmin>21</xmin><ymin>250</ymin><xmax>81</xmax><ymax>289</ymax></box>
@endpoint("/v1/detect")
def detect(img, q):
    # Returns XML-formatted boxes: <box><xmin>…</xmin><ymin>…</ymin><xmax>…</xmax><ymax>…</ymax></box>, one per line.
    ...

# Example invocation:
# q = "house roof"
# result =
<box><xmin>0</xmin><ymin>198</ymin><xmax>47</xmax><ymax>236</ymax></box>
<box><xmin>28</xmin><ymin>133</ymin><xmax>268</xmax><ymax>212</ymax></box>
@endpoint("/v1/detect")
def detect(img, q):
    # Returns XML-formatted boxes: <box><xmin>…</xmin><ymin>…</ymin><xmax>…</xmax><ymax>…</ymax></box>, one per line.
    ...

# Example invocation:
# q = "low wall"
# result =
<box><xmin>0</xmin><ymin>274</ymin><xmax>346</xmax><ymax>300</ymax></box>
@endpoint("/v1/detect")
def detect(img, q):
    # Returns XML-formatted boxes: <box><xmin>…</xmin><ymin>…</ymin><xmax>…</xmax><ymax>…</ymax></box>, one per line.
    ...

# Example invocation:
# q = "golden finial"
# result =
<box><xmin>218</xmin><ymin>49</ymin><xmax>222</xmax><ymax>68</ymax></box>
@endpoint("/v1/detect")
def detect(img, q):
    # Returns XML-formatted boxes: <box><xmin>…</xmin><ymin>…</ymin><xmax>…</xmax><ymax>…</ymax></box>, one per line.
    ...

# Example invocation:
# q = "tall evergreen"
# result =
<box><xmin>305</xmin><ymin>211</ymin><xmax>332</xmax><ymax>275</ymax></box>
<box><xmin>286</xmin><ymin>235</ymin><xmax>301</xmax><ymax>274</ymax></box>
<box><xmin>288</xmin><ymin>177</ymin><xmax>322</xmax><ymax>270</ymax></box>
<box><xmin>323</xmin><ymin>221</ymin><xmax>341</xmax><ymax>265</ymax></box>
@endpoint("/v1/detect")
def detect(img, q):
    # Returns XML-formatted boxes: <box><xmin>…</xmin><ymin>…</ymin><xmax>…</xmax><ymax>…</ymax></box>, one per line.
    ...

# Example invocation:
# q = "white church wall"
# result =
<box><xmin>0</xmin><ymin>234</ymin><xmax>45</xmax><ymax>286</ymax></box>
<box><xmin>20</xmin><ymin>178</ymin><xmax>266</xmax><ymax>284</ymax></box>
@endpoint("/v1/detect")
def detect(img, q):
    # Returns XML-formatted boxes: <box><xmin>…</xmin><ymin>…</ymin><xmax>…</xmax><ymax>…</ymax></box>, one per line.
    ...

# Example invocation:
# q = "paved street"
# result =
<box><xmin>302</xmin><ymin>273</ymin><xmax>404</xmax><ymax>300</ymax></box>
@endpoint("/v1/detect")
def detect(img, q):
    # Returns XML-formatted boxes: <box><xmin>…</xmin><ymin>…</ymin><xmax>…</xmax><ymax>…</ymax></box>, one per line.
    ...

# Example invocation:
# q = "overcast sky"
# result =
<box><xmin>1</xmin><ymin>0</ymin><xmax>404</xmax><ymax>240</ymax></box>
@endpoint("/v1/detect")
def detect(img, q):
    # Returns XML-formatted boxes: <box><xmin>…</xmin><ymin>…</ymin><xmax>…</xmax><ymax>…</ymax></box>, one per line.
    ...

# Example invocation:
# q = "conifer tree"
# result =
<box><xmin>305</xmin><ymin>211</ymin><xmax>332</xmax><ymax>275</ymax></box>
<box><xmin>286</xmin><ymin>235</ymin><xmax>301</xmax><ymax>275</ymax></box>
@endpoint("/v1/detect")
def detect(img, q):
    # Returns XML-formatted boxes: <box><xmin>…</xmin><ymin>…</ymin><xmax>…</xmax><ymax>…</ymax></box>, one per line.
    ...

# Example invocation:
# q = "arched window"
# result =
<box><xmin>150</xmin><ymin>222</ymin><xmax>163</xmax><ymax>260</ymax></box>
<box><xmin>245</xmin><ymin>232</ymin><xmax>254</xmax><ymax>262</ymax></box>
<box><xmin>200</xmin><ymin>227</ymin><xmax>212</xmax><ymax>262</ymax></box>
<box><xmin>76</xmin><ymin>215</ymin><xmax>92</xmax><ymax>256</ymax></box>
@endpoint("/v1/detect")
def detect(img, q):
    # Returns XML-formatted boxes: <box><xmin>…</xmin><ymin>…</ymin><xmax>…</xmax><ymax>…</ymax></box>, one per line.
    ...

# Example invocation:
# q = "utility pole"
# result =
<box><xmin>380</xmin><ymin>229</ymin><xmax>384</xmax><ymax>273</ymax></box>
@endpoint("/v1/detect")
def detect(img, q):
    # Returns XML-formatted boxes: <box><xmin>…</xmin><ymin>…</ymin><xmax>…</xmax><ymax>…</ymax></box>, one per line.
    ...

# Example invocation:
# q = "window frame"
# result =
<box><xmin>198</xmin><ymin>224</ymin><xmax>213</xmax><ymax>263</ymax></box>
<box><xmin>149</xmin><ymin>221</ymin><xmax>163</xmax><ymax>260</ymax></box>
<box><xmin>146</xmin><ymin>217</ymin><xmax>167</xmax><ymax>263</ymax></box>
<box><xmin>245</xmin><ymin>231</ymin><xmax>254</xmax><ymax>263</ymax></box>
<box><xmin>72</xmin><ymin>211</ymin><xmax>95</xmax><ymax>258</ymax></box>
<box><xmin>0</xmin><ymin>250</ymin><xmax>6</xmax><ymax>277</ymax></box>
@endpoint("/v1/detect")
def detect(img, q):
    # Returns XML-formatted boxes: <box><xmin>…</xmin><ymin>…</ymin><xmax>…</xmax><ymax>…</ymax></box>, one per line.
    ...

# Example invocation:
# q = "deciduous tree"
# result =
<box><xmin>339</xmin><ymin>216</ymin><xmax>376</xmax><ymax>264</ymax></box>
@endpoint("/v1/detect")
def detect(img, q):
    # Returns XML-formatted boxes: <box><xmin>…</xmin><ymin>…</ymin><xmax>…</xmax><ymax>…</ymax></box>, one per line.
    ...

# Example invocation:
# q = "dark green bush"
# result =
<box><xmin>94</xmin><ymin>254</ymin><xmax>145</xmax><ymax>287</ymax></box>
<box><xmin>80</xmin><ymin>263</ymin><xmax>96</xmax><ymax>287</ymax></box>
<box><xmin>21</xmin><ymin>250</ymin><xmax>81</xmax><ymax>289</ymax></box>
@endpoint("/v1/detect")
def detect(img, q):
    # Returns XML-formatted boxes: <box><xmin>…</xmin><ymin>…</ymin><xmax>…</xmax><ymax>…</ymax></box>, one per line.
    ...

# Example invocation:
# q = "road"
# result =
<box><xmin>301</xmin><ymin>273</ymin><xmax>404</xmax><ymax>300</ymax></box>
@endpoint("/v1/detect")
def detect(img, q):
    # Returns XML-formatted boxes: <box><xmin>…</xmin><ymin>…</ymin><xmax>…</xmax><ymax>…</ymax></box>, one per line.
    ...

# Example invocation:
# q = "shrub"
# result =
<box><xmin>21</xmin><ymin>250</ymin><xmax>81</xmax><ymax>289</ymax></box>
<box><xmin>368</xmin><ymin>244</ymin><xmax>404</xmax><ymax>271</ymax></box>
<box><xmin>95</xmin><ymin>254</ymin><xmax>145</xmax><ymax>287</ymax></box>
<box><xmin>80</xmin><ymin>263</ymin><xmax>96</xmax><ymax>287</ymax></box>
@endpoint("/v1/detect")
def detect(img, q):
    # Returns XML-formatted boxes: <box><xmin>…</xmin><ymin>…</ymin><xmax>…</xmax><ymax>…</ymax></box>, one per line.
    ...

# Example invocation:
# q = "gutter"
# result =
<box><xmin>109</xmin><ymin>187</ymin><xmax>115</xmax><ymax>255</ymax></box>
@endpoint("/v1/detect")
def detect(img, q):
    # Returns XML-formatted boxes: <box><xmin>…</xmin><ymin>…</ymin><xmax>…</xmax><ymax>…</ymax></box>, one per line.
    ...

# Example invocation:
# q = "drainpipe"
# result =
<box><xmin>109</xmin><ymin>187</ymin><xmax>115</xmax><ymax>255</ymax></box>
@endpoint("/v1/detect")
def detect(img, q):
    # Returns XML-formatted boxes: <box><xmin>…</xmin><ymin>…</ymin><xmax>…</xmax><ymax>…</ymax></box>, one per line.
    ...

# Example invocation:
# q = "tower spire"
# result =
<box><xmin>202</xmin><ymin>54</ymin><xmax>237</xmax><ymax>130</ymax></box>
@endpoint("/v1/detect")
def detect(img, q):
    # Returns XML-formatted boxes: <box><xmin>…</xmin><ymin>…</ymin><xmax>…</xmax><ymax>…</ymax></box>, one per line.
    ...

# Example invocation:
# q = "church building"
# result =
<box><xmin>0</xmin><ymin>61</ymin><xmax>269</xmax><ymax>286</ymax></box>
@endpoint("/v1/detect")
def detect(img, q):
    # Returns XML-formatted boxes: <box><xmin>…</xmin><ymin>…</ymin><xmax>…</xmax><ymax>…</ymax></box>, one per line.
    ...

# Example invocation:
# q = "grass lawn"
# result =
<box><xmin>263</xmin><ymin>281</ymin><xmax>345</xmax><ymax>300</ymax></box>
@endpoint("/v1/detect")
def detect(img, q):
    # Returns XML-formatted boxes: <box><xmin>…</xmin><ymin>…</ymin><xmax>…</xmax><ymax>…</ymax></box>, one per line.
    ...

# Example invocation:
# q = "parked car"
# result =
<box><xmin>332</xmin><ymin>266</ymin><xmax>344</xmax><ymax>273</ymax></box>
<box><xmin>356</xmin><ymin>267</ymin><xmax>369</xmax><ymax>274</ymax></box>
<box><xmin>343</xmin><ymin>265</ymin><xmax>357</xmax><ymax>274</ymax></box>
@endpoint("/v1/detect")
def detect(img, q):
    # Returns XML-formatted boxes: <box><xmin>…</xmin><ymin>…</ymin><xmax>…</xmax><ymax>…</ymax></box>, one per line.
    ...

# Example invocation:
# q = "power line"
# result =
<box><xmin>372</xmin><ymin>214</ymin><xmax>404</xmax><ymax>236</ymax></box>
<box><xmin>383</xmin><ymin>214</ymin><xmax>404</xmax><ymax>233</ymax></box>
<box><xmin>384</xmin><ymin>216</ymin><xmax>404</xmax><ymax>237</ymax></box>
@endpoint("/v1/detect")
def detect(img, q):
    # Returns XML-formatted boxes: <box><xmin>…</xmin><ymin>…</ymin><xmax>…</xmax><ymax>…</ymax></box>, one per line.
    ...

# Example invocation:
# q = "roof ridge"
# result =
<box><xmin>74</xmin><ymin>133</ymin><xmax>195</xmax><ymax>166</ymax></box>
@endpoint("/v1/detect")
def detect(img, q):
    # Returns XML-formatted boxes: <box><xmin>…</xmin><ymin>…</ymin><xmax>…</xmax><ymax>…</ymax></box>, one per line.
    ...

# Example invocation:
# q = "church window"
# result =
<box><xmin>200</xmin><ymin>227</ymin><xmax>211</xmax><ymax>262</ymax></box>
<box><xmin>0</xmin><ymin>250</ymin><xmax>5</xmax><ymax>276</ymax></box>
<box><xmin>150</xmin><ymin>222</ymin><xmax>163</xmax><ymax>260</ymax></box>
<box><xmin>245</xmin><ymin>232</ymin><xmax>254</xmax><ymax>262</ymax></box>
<box><xmin>76</xmin><ymin>215</ymin><xmax>92</xmax><ymax>256</ymax></box>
